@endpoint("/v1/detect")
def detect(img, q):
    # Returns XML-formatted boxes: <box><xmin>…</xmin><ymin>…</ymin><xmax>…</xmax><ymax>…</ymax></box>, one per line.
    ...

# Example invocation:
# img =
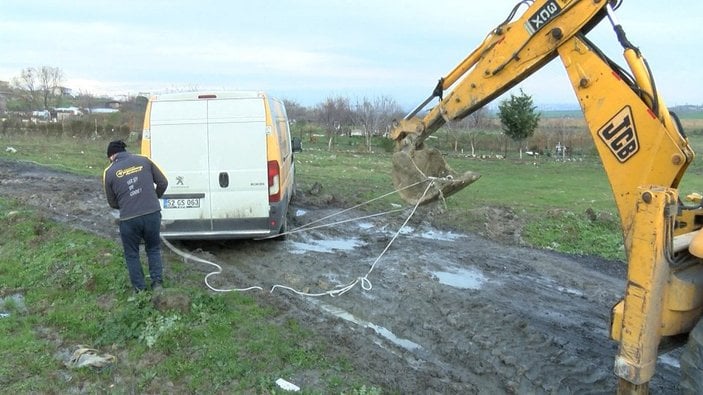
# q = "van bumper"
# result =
<box><xmin>160</xmin><ymin>217</ymin><xmax>273</xmax><ymax>240</ymax></box>
<box><xmin>160</xmin><ymin>200</ymin><xmax>289</xmax><ymax>240</ymax></box>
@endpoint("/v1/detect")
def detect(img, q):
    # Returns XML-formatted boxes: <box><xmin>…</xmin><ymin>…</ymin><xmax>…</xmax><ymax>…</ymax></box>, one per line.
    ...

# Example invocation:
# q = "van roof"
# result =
<box><xmin>151</xmin><ymin>91</ymin><xmax>268</xmax><ymax>101</ymax></box>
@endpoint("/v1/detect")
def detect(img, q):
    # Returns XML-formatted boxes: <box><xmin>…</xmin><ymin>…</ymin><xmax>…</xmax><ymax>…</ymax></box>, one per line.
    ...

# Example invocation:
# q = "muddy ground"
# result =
<box><xmin>0</xmin><ymin>158</ymin><xmax>682</xmax><ymax>393</ymax></box>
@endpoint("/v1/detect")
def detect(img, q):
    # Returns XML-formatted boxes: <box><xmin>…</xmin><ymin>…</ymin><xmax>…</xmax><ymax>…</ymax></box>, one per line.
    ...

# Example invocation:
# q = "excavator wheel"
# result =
<box><xmin>681</xmin><ymin>317</ymin><xmax>703</xmax><ymax>394</ymax></box>
<box><xmin>391</xmin><ymin>147</ymin><xmax>480</xmax><ymax>205</ymax></box>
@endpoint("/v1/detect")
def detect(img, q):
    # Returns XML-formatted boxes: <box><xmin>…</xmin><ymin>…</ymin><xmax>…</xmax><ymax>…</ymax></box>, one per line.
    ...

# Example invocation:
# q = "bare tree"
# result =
<box><xmin>352</xmin><ymin>95</ymin><xmax>402</xmax><ymax>151</ymax></box>
<box><xmin>38</xmin><ymin>66</ymin><xmax>64</xmax><ymax>110</ymax></box>
<box><xmin>315</xmin><ymin>96</ymin><xmax>352</xmax><ymax>151</ymax></box>
<box><xmin>281</xmin><ymin>98</ymin><xmax>310</xmax><ymax>123</ymax></box>
<box><xmin>12</xmin><ymin>68</ymin><xmax>39</xmax><ymax>109</ymax></box>
<box><xmin>466</xmin><ymin>106</ymin><xmax>489</xmax><ymax>156</ymax></box>
<box><xmin>466</xmin><ymin>106</ymin><xmax>488</xmax><ymax>129</ymax></box>
<box><xmin>11</xmin><ymin>66</ymin><xmax>64</xmax><ymax>110</ymax></box>
<box><xmin>439</xmin><ymin>106</ymin><xmax>489</xmax><ymax>155</ymax></box>
<box><xmin>441</xmin><ymin>117</ymin><xmax>470</xmax><ymax>153</ymax></box>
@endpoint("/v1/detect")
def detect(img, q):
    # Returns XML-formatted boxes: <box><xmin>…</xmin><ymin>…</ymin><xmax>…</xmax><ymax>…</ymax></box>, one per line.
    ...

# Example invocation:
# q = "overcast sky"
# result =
<box><xmin>1</xmin><ymin>0</ymin><xmax>700</xmax><ymax>110</ymax></box>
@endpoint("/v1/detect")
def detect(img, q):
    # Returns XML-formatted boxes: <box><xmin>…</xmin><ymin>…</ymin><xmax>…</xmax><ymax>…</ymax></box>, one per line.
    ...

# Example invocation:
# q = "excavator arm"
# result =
<box><xmin>391</xmin><ymin>0</ymin><xmax>616</xmax><ymax>205</ymax></box>
<box><xmin>390</xmin><ymin>0</ymin><xmax>703</xmax><ymax>392</ymax></box>
<box><xmin>392</xmin><ymin>0</ymin><xmax>604</xmax><ymax>145</ymax></box>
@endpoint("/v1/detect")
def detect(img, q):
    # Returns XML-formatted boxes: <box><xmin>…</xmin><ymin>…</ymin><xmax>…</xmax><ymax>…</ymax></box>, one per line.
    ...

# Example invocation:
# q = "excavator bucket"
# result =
<box><xmin>391</xmin><ymin>147</ymin><xmax>480</xmax><ymax>205</ymax></box>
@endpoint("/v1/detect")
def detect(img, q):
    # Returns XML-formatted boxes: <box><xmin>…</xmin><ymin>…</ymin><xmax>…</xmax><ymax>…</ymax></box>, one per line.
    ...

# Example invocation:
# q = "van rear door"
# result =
<box><xmin>149</xmin><ymin>93</ymin><xmax>270</xmax><ymax>234</ymax></box>
<box><xmin>206</xmin><ymin>96</ymin><xmax>269</xmax><ymax>228</ymax></box>
<box><xmin>150</xmin><ymin>98</ymin><xmax>211</xmax><ymax>225</ymax></box>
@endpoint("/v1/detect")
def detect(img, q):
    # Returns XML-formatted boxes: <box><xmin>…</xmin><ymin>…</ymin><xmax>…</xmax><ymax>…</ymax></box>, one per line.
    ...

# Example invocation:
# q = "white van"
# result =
<box><xmin>140</xmin><ymin>91</ymin><xmax>301</xmax><ymax>240</ymax></box>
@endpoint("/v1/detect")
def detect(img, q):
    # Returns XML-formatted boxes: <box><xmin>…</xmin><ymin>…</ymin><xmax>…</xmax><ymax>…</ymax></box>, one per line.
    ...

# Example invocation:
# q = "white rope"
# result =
<box><xmin>160</xmin><ymin>236</ymin><xmax>264</xmax><ymax>293</ymax></box>
<box><xmin>408</xmin><ymin>154</ymin><xmax>450</xmax><ymax>209</ymax></box>
<box><xmin>270</xmin><ymin>181</ymin><xmax>435</xmax><ymax>297</ymax></box>
<box><xmin>160</xmin><ymin>175</ymin><xmax>442</xmax><ymax>296</ymax></box>
<box><xmin>256</xmin><ymin>208</ymin><xmax>405</xmax><ymax>240</ymax></box>
<box><xmin>285</xmin><ymin>178</ymin><xmax>429</xmax><ymax>233</ymax></box>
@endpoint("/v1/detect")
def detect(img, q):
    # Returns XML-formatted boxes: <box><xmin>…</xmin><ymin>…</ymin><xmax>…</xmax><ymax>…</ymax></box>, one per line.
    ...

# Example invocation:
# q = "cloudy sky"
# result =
<box><xmin>1</xmin><ymin>0</ymin><xmax>700</xmax><ymax>110</ymax></box>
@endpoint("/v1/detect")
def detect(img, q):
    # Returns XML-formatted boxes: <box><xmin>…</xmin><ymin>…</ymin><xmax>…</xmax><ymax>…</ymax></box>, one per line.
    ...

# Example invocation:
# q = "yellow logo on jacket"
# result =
<box><xmin>116</xmin><ymin>166</ymin><xmax>143</xmax><ymax>178</ymax></box>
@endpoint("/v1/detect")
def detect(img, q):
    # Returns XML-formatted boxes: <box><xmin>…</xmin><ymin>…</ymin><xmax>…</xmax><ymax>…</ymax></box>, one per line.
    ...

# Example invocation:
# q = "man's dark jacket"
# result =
<box><xmin>103</xmin><ymin>151</ymin><xmax>168</xmax><ymax>220</ymax></box>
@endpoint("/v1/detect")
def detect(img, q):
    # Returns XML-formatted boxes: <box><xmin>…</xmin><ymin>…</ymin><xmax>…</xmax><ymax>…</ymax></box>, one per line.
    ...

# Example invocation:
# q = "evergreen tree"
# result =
<box><xmin>498</xmin><ymin>89</ymin><xmax>541</xmax><ymax>158</ymax></box>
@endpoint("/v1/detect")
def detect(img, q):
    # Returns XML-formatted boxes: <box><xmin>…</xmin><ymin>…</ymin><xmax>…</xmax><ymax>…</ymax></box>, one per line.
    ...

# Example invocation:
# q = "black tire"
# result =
<box><xmin>275</xmin><ymin>214</ymin><xmax>288</xmax><ymax>241</ymax></box>
<box><xmin>681</xmin><ymin>317</ymin><xmax>703</xmax><ymax>394</ymax></box>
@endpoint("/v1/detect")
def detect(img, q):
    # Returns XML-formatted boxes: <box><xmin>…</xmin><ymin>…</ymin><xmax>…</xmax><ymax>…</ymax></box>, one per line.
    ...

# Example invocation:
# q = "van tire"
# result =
<box><xmin>681</xmin><ymin>317</ymin><xmax>703</xmax><ymax>394</ymax></box>
<box><xmin>275</xmin><ymin>215</ymin><xmax>288</xmax><ymax>241</ymax></box>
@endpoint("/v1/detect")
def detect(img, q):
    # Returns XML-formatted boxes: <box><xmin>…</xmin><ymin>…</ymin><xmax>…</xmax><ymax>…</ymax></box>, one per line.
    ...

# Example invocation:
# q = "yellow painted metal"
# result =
<box><xmin>388</xmin><ymin>0</ymin><xmax>703</xmax><ymax>390</ymax></box>
<box><xmin>689</xmin><ymin>231</ymin><xmax>703</xmax><ymax>258</ymax></box>
<box><xmin>558</xmin><ymin>35</ymin><xmax>700</xmax><ymax>386</ymax></box>
<box><xmin>389</xmin><ymin>0</ymin><xmax>609</xmax><ymax>146</ymax></box>
<box><xmin>612</xmin><ymin>188</ymin><xmax>674</xmax><ymax>384</ymax></box>
<box><xmin>623</xmin><ymin>48</ymin><xmax>681</xmax><ymax>142</ymax></box>
<box><xmin>140</xmin><ymin>98</ymin><xmax>154</xmax><ymax>157</ymax></box>
<box><xmin>557</xmin><ymin>35</ymin><xmax>692</xmax><ymax>248</ymax></box>
<box><xmin>660</xmin><ymin>264</ymin><xmax>703</xmax><ymax>336</ymax></box>
<box><xmin>617</xmin><ymin>379</ymin><xmax>649</xmax><ymax>395</ymax></box>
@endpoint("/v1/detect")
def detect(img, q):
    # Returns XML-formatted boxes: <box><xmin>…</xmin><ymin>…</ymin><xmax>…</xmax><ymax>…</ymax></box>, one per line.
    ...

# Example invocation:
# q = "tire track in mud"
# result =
<box><xmin>0</xmin><ymin>159</ymin><xmax>681</xmax><ymax>393</ymax></box>
<box><xmin>175</xmin><ymin>209</ymin><xmax>680</xmax><ymax>393</ymax></box>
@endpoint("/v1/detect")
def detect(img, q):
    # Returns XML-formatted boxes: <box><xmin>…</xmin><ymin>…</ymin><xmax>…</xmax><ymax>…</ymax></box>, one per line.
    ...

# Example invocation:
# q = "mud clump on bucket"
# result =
<box><xmin>392</xmin><ymin>147</ymin><xmax>480</xmax><ymax>205</ymax></box>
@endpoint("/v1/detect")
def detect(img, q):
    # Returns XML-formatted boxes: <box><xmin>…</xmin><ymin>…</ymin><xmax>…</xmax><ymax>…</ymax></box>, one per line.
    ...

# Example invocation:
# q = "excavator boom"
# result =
<box><xmin>391</xmin><ymin>0</ymin><xmax>607</xmax><ymax>148</ymax></box>
<box><xmin>391</xmin><ymin>0</ymin><xmax>613</xmax><ymax>204</ymax></box>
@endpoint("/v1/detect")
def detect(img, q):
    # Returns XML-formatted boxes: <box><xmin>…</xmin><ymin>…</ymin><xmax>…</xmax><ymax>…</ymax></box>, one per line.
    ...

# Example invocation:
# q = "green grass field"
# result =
<box><xmin>5</xmin><ymin>130</ymin><xmax>703</xmax><ymax>260</ymax></box>
<box><xmin>0</xmin><ymin>200</ymin><xmax>384</xmax><ymax>393</ymax></box>
<box><xmin>3</xmin><ymin>121</ymin><xmax>703</xmax><ymax>391</ymax></box>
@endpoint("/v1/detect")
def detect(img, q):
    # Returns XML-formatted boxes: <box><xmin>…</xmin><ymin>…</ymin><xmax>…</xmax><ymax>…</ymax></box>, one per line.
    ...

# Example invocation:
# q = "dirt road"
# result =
<box><xmin>0</xmin><ymin>158</ymin><xmax>681</xmax><ymax>393</ymax></box>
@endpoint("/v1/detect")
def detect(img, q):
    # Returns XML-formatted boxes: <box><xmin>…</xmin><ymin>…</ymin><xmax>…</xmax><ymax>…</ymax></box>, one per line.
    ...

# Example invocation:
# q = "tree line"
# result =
<box><xmin>2</xmin><ymin>65</ymin><xmax>543</xmax><ymax>156</ymax></box>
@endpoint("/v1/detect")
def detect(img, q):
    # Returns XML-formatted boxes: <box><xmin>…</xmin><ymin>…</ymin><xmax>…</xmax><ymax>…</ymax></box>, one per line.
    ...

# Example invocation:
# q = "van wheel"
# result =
<box><xmin>275</xmin><ymin>216</ymin><xmax>288</xmax><ymax>241</ymax></box>
<box><xmin>681</xmin><ymin>317</ymin><xmax>703</xmax><ymax>394</ymax></box>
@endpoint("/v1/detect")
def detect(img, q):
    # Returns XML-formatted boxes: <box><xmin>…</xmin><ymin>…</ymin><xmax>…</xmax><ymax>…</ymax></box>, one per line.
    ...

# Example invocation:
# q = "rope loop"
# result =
<box><xmin>162</xmin><ymin>176</ymin><xmax>436</xmax><ymax>296</ymax></box>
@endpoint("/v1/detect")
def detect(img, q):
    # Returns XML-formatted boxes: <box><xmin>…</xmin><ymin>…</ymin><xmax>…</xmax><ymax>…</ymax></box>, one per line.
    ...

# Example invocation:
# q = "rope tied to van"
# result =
<box><xmin>161</xmin><ymin>236</ymin><xmax>264</xmax><ymax>292</ymax></box>
<box><xmin>161</xmin><ymin>176</ymin><xmax>441</xmax><ymax>296</ymax></box>
<box><xmin>270</xmin><ymin>180</ymin><xmax>433</xmax><ymax>297</ymax></box>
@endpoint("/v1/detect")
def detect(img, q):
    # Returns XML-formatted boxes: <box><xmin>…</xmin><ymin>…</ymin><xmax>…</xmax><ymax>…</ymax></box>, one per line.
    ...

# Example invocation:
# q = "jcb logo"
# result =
<box><xmin>598</xmin><ymin>106</ymin><xmax>639</xmax><ymax>163</ymax></box>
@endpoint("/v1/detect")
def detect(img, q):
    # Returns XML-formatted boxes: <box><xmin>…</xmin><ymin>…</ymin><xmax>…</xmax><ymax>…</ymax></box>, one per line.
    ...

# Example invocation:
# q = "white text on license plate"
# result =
<box><xmin>163</xmin><ymin>198</ymin><xmax>200</xmax><ymax>209</ymax></box>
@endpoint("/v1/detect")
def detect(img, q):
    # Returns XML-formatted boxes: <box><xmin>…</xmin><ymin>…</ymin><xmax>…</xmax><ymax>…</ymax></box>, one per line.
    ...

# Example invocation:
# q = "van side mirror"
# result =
<box><xmin>291</xmin><ymin>137</ymin><xmax>303</xmax><ymax>152</ymax></box>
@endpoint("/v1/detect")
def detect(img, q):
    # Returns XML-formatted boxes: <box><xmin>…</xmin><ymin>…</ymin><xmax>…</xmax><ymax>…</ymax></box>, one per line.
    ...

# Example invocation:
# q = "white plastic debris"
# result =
<box><xmin>66</xmin><ymin>346</ymin><xmax>116</xmax><ymax>369</ymax></box>
<box><xmin>275</xmin><ymin>378</ymin><xmax>300</xmax><ymax>392</ymax></box>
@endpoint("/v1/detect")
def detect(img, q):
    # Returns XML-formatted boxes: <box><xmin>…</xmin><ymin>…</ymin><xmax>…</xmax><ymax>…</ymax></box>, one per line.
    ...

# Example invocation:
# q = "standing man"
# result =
<box><xmin>103</xmin><ymin>140</ymin><xmax>169</xmax><ymax>292</ymax></box>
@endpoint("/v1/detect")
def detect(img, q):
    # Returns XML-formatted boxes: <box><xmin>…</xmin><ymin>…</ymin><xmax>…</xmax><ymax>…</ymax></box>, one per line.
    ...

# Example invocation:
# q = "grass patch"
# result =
<box><xmin>0</xmin><ymin>199</ymin><xmax>373</xmax><ymax>393</ymax></box>
<box><xmin>294</xmin><ymin>139</ymin><xmax>703</xmax><ymax>264</ymax></box>
<box><xmin>6</xmin><ymin>132</ymin><xmax>703</xmax><ymax>263</ymax></box>
<box><xmin>523</xmin><ymin>210</ymin><xmax>625</xmax><ymax>260</ymax></box>
<box><xmin>1</xmin><ymin>134</ymin><xmax>121</xmax><ymax>175</ymax></box>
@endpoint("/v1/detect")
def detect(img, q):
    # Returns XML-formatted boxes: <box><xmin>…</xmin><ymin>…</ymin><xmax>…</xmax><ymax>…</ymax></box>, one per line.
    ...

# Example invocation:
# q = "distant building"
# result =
<box><xmin>52</xmin><ymin>86</ymin><xmax>76</xmax><ymax>98</ymax></box>
<box><xmin>90</xmin><ymin>108</ymin><xmax>119</xmax><ymax>114</ymax></box>
<box><xmin>106</xmin><ymin>100</ymin><xmax>121</xmax><ymax>109</ymax></box>
<box><xmin>53</xmin><ymin>106</ymin><xmax>83</xmax><ymax>121</ymax></box>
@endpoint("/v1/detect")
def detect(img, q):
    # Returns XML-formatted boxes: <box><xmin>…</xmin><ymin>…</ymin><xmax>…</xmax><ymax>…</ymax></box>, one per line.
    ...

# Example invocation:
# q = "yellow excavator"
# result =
<box><xmin>389</xmin><ymin>0</ymin><xmax>703</xmax><ymax>393</ymax></box>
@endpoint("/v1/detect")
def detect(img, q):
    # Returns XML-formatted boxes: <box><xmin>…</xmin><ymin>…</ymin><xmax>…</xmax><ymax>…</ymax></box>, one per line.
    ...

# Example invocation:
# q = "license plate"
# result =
<box><xmin>163</xmin><ymin>198</ymin><xmax>200</xmax><ymax>209</ymax></box>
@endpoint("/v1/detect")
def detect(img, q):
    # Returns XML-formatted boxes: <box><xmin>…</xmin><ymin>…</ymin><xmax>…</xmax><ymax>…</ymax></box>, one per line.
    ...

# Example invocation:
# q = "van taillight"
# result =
<box><xmin>268</xmin><ymin>160</ymin><xmax>281</xmax><ymax>202</ymax></box>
